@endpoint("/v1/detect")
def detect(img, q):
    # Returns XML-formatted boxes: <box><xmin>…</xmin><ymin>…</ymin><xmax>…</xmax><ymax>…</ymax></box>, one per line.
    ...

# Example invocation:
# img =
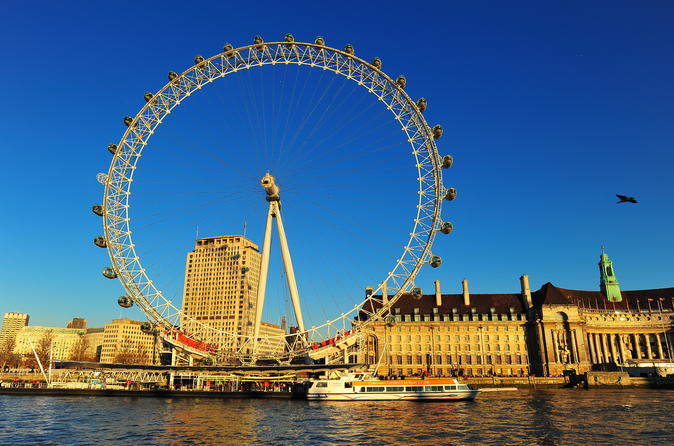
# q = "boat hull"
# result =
<box><xmin>307</xmin><ymin>390</ymin><xmax>479</xmax><ymax>401</ymax></box>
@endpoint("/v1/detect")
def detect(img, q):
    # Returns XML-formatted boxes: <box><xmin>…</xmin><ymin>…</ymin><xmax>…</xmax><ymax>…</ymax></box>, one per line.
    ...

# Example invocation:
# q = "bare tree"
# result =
<box><xmin>113</xmin><ymin>338</ymin><xmax>150</xmax><ymax>365</ymax></box>
<box><xmin>69</xmin><ymin>335</ymin><xmax>90</xmax><ymax>362</ymax></box>
<box><xmin>23</xmin><ymin>330</ymin><xmax>54</xmax><ymax>370</ymax></box>
<box><xmin>0</xmin><ymin>337</ymin><xmax>18</xmax><ymax>369</ymax></box>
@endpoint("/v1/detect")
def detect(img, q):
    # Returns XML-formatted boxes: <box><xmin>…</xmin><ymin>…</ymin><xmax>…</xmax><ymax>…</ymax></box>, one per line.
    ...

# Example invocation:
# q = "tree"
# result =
<box><xmin>69</xmin><ymin>335</ymin><xmax>91</xmax><ymax>362</ymax></box>
<box><xmin>113</xmin><ymin>338</ymin><xmax>151</xmax><ymax>365</ymax></box>
<box><xmin>23</xmin><ymin>330</ymin><xmax>54</xmax><ymax>370</ymax></box>
<box><xmin>0</xmin><ymin>337</ymin><xmax>19</xmax><ymax>369</ymax></box>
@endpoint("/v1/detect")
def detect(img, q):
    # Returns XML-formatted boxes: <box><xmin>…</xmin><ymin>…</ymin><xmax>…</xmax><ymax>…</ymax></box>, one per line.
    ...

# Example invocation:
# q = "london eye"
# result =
<box><xmin>93</xmin><ymin>35</ymin><xmax>455</xmax><ymax>364</ymax></box>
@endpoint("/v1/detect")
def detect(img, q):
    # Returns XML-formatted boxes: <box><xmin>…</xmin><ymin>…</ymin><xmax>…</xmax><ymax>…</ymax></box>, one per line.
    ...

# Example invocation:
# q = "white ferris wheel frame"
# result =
<box><xmin>101</xmin><ymin>40</ymin><xmax>447</xmax><ymax>362</ymax></box>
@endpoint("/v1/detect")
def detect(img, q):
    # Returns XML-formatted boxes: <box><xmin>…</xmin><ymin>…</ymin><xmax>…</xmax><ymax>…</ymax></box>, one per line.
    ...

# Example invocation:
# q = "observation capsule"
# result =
<box><xmin>123</xmin><ymin>116</ymin><xmax>134</xmax><ymax>127</ymax></box>
<box><xmin>430</xmin><ymin>255</ymin><xmax>442</xmax><ymax>268</ymax></box>
<box><xmin>223</xmin><ymin>43</ymin><xmax>235</xmax><ymax>58</ymax></box>
<box><xmin>441</xmin><ymin>154</ymin><xmax>453</xmax><ymax>169</ymax></box>
<box><xmin>194</xmin><ymin>54</ymin><xmax>205</xmax><ymax>65</ymax></box>
<box><xmin>92</xmin><ymin>205</ymin><xmax>104</xmax><ymax>216</ymax></box>
<box><xmin>143</xmin><ymin>92</ymin><xmax>154</xmax><ymax>102</ymax></box>
<box><xmin>314</xmin><ymin>36</ymin><xmax>325</xmax><ymax>46</ymax></box>
<box><xmin>416</xmin><ymin>98</ymin><xmax>427</xmax><ymax>113</ymax></box>
<box><xmin>168</xmin><ymin>71</ymin><xmax>178</xmax><ymax>81</ymax></box>
<box><xmin>253</xmin><ymin>35</ymin><xmax>265</xmax><ymax>51</ymax></box>
<box><xmin>93</xmin><ymin>236</ymin><xmax>107</xmax><ymax>248</ymax></box>
<box><xmin>242</xmin><ymin>267</ymin><xmax>249</xmax><ymax>273</ymax></box>
<box><xmin>344</xmin><ymin>44</ymin><xmax>354</xmax><ymax>55</ymax></box>
<box><xmin>444</xmin><ymin>187</ymin><xmax>457</xmax><ymax>201</ymax></box>
<box><xmin>396</xmin><ymin>75</ymin><xmax>407</xmax><ymax>89</ymax></box>
<box><xmin>102</xmin><ymin>267</ymin><xmax>117</xmax><ymax>279</ymax></box>
<box><xmin>371</xmin><ymin>57</ymin><xmax>382</xmax><ymax>69</ymax></box>
<box><xmin>440</xmin><ymin>221</ymin><xmax>453</xmax><ymax>234</ymax></box>
<box><xmin>411</xmin><ymin>287</ymin><xmax>422</xmax><ymax>299</ymax></box>
<box><xmin>432</xmin><ymin>124</ymin><xmax>443</xmax><ymax>140</ymax></box>
<box><xmin>284</xmin><ymin>33</ymin><xmax>295</xmax><ymax>49</ymax></box>
<box><xmin>107</xmin><ymin>144</ymin><xmax>118</xmax><ymax>155</ymax></box>
<box><xmin>140</xmin><ymin>322</ymin><xmax>153</xmax><ymax>333</ymax></box>
<box><xmin>117</xmin><ymin>296</ymin><xmax>133</xmax><ymax>308</ymax></box>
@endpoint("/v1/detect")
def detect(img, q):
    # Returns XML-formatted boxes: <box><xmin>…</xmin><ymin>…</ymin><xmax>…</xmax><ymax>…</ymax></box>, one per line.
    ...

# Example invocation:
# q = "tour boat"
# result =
<box><xmin>306</xmin><ymin>372</ymin><xmax>480</xmax><ymax>401</ymax></box>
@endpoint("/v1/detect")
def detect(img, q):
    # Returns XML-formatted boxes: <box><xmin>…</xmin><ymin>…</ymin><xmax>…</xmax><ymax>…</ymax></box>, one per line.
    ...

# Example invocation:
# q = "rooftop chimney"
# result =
<box><xmin>520</xmin><ymin>275</ymin><xmax>532</xmax><ymax>309</ymax></box>
<box><xmin>462</xmin><ymin>279</ymin><xmax>470</xmax><ymax>306</ymax></box>
<box><xmin>435</xmin><ymin>280</ymin><xmax>442</xmax><ymax>307</ymax></box>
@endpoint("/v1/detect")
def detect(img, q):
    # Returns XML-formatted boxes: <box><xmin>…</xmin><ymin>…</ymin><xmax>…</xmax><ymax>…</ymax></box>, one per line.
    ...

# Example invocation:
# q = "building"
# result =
<box><xmin>83</xmin><ymin>327</ymin><xmax>105</xmax><ymax>361</ymax></box>
<box><xmin>14</xmin><ymin>326</ymin><xmax>85</xmax><ymax>361</ymax></box>
<box><xmin>358</xmin><ymin>251</ymin><xmax>674</xmax><ymax>377</ymax></box>
<box><xmin>0</xmin><ymin>313</ymin><xmax>29</xmax><ymax>347</ymax></box>
<box><xmin>67</xmin><ymin>318</ymin><xmax>87</xmax><ymax>329</ymax></box>
<box><xmin>180</xmin><ymin>235</ymin><xmax>262</xmax><ymax>354</ymax></box>
<box><xmin>100</xmin><ymin>318</ymin><xmax>156</xmax><ymax>364</ymax></box>
<box><xmin>256</xmin><ymin>321</ymin><xmax>286</xmax><ymax>357</ymax></box>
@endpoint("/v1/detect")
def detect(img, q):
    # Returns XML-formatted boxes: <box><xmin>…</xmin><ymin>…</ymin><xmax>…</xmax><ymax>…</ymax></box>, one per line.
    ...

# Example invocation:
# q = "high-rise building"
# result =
<box><xmin>0</xmin><ymin>313</ymin><xmax>29</xmax><ymax>347</ymax></box>
<box><xmin>181</xmin><ymin>235</ymin><xmax>262</xmax><ymax>354</ymax></box>
<box><xmin>100</xmin><ymin>318</ymin><xmax>156</xmax><ymax>364</ymax></box>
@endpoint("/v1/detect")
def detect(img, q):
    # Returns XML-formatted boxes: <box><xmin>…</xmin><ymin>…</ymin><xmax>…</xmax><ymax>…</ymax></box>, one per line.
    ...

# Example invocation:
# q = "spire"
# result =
<box><xmin>599</xmin><ymin>247</ymin><xmax>622</xmax><ymax>302</ymax></box>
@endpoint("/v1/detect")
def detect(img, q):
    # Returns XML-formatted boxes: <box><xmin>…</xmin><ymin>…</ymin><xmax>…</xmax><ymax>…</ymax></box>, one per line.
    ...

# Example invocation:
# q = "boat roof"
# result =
<box><xmin>353</xmin><ymin>378</ymin><xmax>459</xmax><ymax>386</ymax></box>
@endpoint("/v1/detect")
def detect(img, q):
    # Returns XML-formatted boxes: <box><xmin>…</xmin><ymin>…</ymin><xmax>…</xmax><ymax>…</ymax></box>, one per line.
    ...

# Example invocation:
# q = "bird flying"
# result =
<box><xmin>616</xmin><ymin>194</ymin><xmax>637</xmax><ymax>204</ymax></box>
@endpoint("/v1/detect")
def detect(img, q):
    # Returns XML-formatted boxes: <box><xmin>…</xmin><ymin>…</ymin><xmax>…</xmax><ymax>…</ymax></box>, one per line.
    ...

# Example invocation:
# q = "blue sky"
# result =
<box><xmin>1</xmin><ymin>1</ymin><xmax>673</xmax><ymax>329</ymax></box>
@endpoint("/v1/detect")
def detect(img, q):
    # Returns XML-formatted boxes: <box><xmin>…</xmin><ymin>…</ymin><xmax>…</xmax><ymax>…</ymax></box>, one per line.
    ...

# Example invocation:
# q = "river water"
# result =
<box><xmin>0</xmin><ymin>389</ymin><xmax>672</xmax><ymax>445</ymax></box>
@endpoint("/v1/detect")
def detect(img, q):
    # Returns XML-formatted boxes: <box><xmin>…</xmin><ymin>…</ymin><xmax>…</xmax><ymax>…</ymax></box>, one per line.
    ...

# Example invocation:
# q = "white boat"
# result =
<box><xmin>306</xmin><ymin>372</ymin><xmax>480</xmax><ymax>401</ymax></box>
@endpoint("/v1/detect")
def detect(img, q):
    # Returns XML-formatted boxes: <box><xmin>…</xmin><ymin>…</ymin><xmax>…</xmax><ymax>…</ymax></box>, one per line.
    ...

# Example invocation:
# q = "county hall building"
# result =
<box><xmin>358</xmin><ymin>251</ymin><xmax>674</xmax><ymax>377</ymax></box>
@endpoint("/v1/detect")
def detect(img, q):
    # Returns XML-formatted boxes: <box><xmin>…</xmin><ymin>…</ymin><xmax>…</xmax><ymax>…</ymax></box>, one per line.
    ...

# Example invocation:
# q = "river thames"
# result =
<box><xmin>0</xmin><ymin>389</ymin><xmax>672</xmax><ymax>445</ymax></box>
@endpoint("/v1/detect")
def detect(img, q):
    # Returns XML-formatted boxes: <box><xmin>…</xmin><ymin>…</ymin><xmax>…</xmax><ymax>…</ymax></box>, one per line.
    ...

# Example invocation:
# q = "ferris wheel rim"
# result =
<box><xmin>101</xmin><ymin>39</ymin><xmax>446</xmax><ymax>361</ymax></box>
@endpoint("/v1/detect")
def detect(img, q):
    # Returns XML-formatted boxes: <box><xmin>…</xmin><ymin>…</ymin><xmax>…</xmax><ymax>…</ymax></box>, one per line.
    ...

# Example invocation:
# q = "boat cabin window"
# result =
<box><xmin>425</xmin><ymin>386</ymin><xmax>443</xmax><ymax>392</ymax></box>
<box><xmin>344</xmin><ymin>382</ymin><xmax>352</xmax><ymax>388</ymax></box>
<box><xmin>405</xmin><ymin>386</ymin><xmax>423</xmax><ymax>392</ymax></box>
<box><xmin>386</xmin><ymin>386</ymin><xmax>404</xmax><ymax>392</ymax></box>
<box><xmin>316</xmin><ymin>382</ymin><xmax>328</xmax><ymax>388</ymax></box>
<box><xmin>444</xmin><ymin>385</ymin><xmax>457</xmax><ymax>390</ymax></box>
<box><xmin>366</xmin><ymin>387</ymin><xmax>385</xmax><ymax>392</ymax></box>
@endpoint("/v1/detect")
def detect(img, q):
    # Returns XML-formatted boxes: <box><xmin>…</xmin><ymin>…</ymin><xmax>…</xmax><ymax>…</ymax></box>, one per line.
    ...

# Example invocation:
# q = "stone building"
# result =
<box><xmin>358</xmin><ymin>251</ymin><xmax>673</xmax><ymax>377</ymax></box>
<box><xmin>14</xmin><ymin>326</ymin><xmax>85</xmax><ymax>361</ymax></box>
<box><xmin>66</xmin><ymin>318</ymin><xmax>87</xmax><ymax>329</ymax></box>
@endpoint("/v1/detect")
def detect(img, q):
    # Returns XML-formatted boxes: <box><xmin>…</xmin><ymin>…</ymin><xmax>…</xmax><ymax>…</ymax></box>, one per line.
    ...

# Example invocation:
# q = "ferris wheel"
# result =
<box><xmin>93</xmin><ymin>34</ymin><xmax>456</xmax><ymax>364</ymax></box>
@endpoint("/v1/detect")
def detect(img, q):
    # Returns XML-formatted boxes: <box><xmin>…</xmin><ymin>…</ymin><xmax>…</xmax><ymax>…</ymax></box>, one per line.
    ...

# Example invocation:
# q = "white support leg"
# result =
<box><xmin>274</xmin><ymin>204</ymin><xmax>306</xmax><ymax>335</ymax></box>
<box><xmin>252</xmin><ymin>203</ymin><xmax>274</xmax><ymax>357</ymax></box>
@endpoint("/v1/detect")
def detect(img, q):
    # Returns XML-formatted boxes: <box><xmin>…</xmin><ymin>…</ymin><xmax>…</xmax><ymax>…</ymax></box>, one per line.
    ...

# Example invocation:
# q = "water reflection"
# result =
<box><xmin>0</xmin><ymin>390</ymin><xmax>672</xmax><ymax>445</ymax></box>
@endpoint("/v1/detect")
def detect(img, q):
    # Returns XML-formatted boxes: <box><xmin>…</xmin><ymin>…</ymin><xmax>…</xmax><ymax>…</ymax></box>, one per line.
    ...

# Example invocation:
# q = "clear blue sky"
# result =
<box><xmin>1</xmin><ymin>1</ymin><xmax>673</xmax><ymax>329</ymax></box>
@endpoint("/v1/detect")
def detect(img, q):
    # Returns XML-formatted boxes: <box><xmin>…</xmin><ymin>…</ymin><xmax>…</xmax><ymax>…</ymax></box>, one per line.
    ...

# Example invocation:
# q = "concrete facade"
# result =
<box><xmin>256</xmin><ymin>321</ymin><xmax>286</xmax><ymax>357</ymax></box>
<box><xmin>180</xmin><ymin>235</ymin><xmax>262</xmax><ymax>353</ymax></box>
<box><xmin>84</xmin><ymin>327</ymin><xmax>105</xmax><ymax>361</ymax></box>
<box><xmin>100</xmin><ymin>318</ymin><xmax>156</xmax><ymax>364</ymax></box>
<box><xmin>0</xmin><ymin>313</ymin><xmax>29</xmax><ymax>347</ymax></box>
